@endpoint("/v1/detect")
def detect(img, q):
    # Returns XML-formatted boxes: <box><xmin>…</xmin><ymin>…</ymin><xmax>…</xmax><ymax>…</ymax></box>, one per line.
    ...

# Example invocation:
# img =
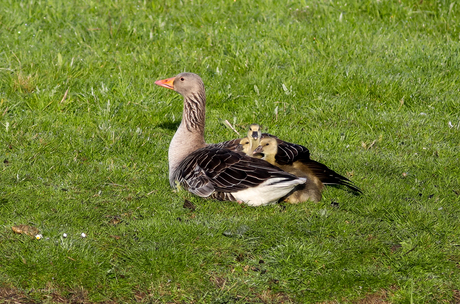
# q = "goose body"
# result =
<box><xmin>155</xmin><ymin>73</ymin><xmax>306</xmax><ymax>206</ymax></box>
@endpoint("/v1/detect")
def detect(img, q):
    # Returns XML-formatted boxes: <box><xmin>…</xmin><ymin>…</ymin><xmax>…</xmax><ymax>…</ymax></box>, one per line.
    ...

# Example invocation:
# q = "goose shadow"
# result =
<box><xmin>328</xmin><ymin>184</ymin><xmax>363</xmax><ymax>196</ymax></box>
<box><xmin>155</xmin><ymin>121</ymin><xmax>180</xmax><ymax>130</ymax></box>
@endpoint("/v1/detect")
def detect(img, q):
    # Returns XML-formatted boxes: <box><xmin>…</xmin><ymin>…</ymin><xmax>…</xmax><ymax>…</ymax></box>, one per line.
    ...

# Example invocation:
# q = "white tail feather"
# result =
<box><xmin>232</xmin><ymin>177</ymin><xmax>306</xmax><ymax>206</ymax></box>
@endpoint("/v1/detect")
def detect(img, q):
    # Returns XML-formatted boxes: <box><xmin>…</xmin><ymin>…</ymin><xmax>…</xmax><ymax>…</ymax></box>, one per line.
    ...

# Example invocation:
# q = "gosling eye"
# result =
<box><xmin>180</xmin><ymin>77</ymin><xmax>185</xmax><ymax>81</ymax></box>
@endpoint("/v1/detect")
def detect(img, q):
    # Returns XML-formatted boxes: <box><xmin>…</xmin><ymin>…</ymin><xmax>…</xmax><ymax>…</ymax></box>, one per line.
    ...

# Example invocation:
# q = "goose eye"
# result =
<box><xmin>180</xmin><ymin>77</ymin><xmax>185</xmax><ymax>81</ymax></box>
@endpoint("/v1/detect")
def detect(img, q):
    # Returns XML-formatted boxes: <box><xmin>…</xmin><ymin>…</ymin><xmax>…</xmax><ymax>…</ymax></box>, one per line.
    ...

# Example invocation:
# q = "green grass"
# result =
<box><xmin>1</xmin><ymin>0</ymin><xmax>460</xmax><ymax>302</ymax></box>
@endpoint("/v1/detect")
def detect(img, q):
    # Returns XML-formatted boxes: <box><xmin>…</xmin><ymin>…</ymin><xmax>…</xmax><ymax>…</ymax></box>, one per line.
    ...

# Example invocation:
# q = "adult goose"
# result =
<box><xmin>154</xmin><ymin>72</ymin><xmax>306</xmax><ymax>206</ymax></box>
<box><xmin>253</xmin><ymin>137</ymin><xmax>362</xmax><ymax>197</ymax></box>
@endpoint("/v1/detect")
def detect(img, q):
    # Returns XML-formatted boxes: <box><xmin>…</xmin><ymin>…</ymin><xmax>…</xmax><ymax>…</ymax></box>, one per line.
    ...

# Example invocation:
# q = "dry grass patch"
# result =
<box><xmin>0</xmin><ymin>285</ymin><xmax>105</xmax><ymax>304</ymax></box>
<box><xmin>256</xmin><ymin>289</ymin><xmax>294</xmax><ymax>304</ymax></box>
<box><xmin>0</xmin><ymin>286</ymin><xmax>37</xmax><ymax>304</ymax></box>
<box><xmin>353</xmin><ymin>289</ymin><xmax>391</xmax><ymax>304</ymax></box>
<box><xmin>13</xmin><ymin>72</ymin><xmax>36</xmax><ymax>93</ymax></box>
<box><xmin>317</xmin><ymin>289</ymin><xmax>393</xmax><ymax>304</ymax></box>
<box><xmin>453</xmin><ymin>290</ymin><xmax>460</xmax><ymax>304</ymax></box>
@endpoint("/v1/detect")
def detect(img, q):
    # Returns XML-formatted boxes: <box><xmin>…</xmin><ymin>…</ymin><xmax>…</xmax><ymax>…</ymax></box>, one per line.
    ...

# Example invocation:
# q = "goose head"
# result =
<box><xmin>236</xmin><ymin>137</ymin><xmax>263</xmax><ymax>159</ymax></box>
<box><xmin>248</xmin><ymin>124</ymin><xmax>261</xmax><ymax>140</ymax></box>
<box><xmin>237</xmin><ymin>137</ymin><xmax>251</xmax><ymax>154</ymax></box>
<box><xmin>236</xmin><ymin>123</ymin><xmax>262</xmax><ymax>156</ymax></box>
<box><xmin>253</xmin><ymin>137</ymin><xmax>278</xmax><ymax>161</ymax></box>
<box><xmin>155</xmin><ymin>72</ymin><xmax>205</xmax><ymax>97</ymax></box>
<box><xmin>237</xmin><ymin>124</ymin><xmax>263</xmax><ymax>157</ymax></box>
<box><xmin>155</xmin><ymin>72</ymin><xmax>207</xmax><ymax>134</ymax></box>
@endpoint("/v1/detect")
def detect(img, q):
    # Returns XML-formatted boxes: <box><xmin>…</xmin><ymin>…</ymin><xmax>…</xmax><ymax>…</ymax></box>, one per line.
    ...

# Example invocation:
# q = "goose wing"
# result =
<box><xmin>172</xmin><ymin>146</ymin><xmax>302</xmax><ymax>198</ymax></box>
<box><xmin>302</xmin><ymin>160</ymin><xmax>362</xmax><ymax>193</ymax></box>
<box><xmin>208</xmin><ymin>138</ymin><xmax>243</xmax><ymax>152</ymax></box>
<box><xmin>275</xmin><ymin>140</ymin><xmax>311</xmax><ymax>164</ymax></box>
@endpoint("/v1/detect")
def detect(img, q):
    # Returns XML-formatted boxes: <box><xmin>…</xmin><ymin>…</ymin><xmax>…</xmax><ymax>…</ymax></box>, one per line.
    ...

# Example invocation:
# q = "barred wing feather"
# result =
<box><xmin>172</xmin><ymin>146</ymin><xmax>302</xmax><ymax>199</ymax></box>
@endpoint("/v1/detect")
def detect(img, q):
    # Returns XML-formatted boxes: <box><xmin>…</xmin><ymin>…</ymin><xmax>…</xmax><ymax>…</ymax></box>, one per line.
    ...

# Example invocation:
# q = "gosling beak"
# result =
<box><xmin>253</xmin><ymin>145</ymin><xmax>263</xmax><ymax>154</ymax></box>
<box><xmin>155</xmin><ymin>76</ymin><xmax>175</xmax><ymax>90</ymax></box>
<box><xmin>236</xmin><ymin>144</ymin><xmax>244</xmax><ymax>152</ymax></box>
<box><xmin>251</xmin><ymin>131</ymin><xmax>259</xmax><ymax>139</ymax></box>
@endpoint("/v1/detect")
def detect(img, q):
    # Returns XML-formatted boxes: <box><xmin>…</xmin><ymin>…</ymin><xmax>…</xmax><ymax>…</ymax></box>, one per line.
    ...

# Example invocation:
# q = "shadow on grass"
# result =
<box><xmin>328</xmin><ymin>184</ymin><xmax>363</xmax><ymax>196</ymax></box>
<box><xmin>155</xmin><ymin>121</ymin><xmax>180</xmax><ymax>131</ymax></box>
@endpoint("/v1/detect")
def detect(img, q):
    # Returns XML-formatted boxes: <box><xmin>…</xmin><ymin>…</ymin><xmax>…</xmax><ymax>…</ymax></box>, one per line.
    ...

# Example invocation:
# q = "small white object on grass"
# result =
<box><xmin>81</xmin><ymin>233</ymin><xmax>87</xmax><ymax>238</ymax></box>
<box><xmin>35</xmin><ymin>234</ymin><xmax>43</xmax><ymax>240</ymax></box>
<box><xmin>63</xmin><ymin>233</ymin><xmax>67</xmax><ymax>238</ymax></box>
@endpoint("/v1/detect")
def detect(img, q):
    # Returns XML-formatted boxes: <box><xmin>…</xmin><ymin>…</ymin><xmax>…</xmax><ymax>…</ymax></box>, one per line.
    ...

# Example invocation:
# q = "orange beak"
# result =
<box><xmin>155</xmin><ymin>76</ymin><xmax>175</xmax><ymax>90</ymax></box>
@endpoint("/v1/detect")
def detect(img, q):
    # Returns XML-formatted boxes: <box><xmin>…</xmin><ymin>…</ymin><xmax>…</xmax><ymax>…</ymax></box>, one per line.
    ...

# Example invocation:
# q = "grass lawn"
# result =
<box><xmin>1</xmin><ymin>0</ymin><xmax>460</xmax><ymax>302</ymax></box>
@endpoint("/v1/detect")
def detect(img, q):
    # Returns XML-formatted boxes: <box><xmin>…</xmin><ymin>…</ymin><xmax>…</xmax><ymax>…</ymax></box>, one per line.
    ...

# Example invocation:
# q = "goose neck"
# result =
<box><xmin>168</xmin><ymin>93</ymin><xmax>207</xmax><ymax>184</ymax></box>
<box><xmin>182</xmin><ymin>92</ymin><xmax>206</xmax><ymax>134</ymax></box>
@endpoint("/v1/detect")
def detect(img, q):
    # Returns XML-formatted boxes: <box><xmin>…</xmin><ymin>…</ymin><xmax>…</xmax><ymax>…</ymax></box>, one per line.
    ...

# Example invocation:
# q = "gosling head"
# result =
<box><xmin>252</xmin><ymin>137</ymin><xmax>278</xmax><ymax>159</ymax></box>
<box><xmin>237</xmin><ymin>137</ymin><xmax>251</xmax><ymax>155</ymax></box>
<box><xmin>247</xmin><ymin>124</ymin><xmax>261</xmax><ymax>140</ymax></box>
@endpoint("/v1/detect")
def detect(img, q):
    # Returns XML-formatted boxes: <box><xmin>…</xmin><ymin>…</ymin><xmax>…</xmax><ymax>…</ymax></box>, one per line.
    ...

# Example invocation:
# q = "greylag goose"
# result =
<box><xmin>154</xmin><ymin>73</ymin><xmax>306</xmax><ymax>206</ymax></box>
<box><xmin>253</xmin><ymin>137</ymin><xmax>362</xmax><ymax>197</ymax></box>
